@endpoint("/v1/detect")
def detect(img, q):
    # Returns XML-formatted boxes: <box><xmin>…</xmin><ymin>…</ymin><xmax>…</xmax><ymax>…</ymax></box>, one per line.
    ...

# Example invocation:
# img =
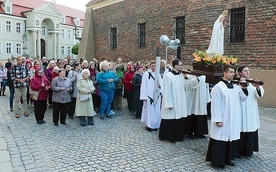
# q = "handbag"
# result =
<box><xmin>2</xmin><ymin>79</ymin><xmax>8</xmax><ymax>86</ymax></box>
<box><xmin>30</xmin><ymin>89</ymin><xmax>40</xmax><ymax>100</ymax></box>
<box><xmin>79</xmin><ymin>93</ymin><xmax>92</xmax><ymax>102</ymax></box>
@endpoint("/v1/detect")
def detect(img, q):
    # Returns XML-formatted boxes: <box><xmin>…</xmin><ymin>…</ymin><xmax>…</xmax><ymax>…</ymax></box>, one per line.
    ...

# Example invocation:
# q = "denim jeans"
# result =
<box><xmin>99</xmin><ymin>89</ymin><xmax>114</xmax><ymax>117</ymax></box>
<box><xmin>9</xmin><ymin>87</ymin><xmax>14</xmax><ymax>108</ymax></box>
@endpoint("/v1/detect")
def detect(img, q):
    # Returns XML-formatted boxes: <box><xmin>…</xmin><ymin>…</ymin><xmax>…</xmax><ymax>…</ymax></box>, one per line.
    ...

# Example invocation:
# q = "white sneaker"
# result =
<box><xmin>110</xmin><ymin>110</ymin><xmax>116</xmax><ymax>115</ymax></box>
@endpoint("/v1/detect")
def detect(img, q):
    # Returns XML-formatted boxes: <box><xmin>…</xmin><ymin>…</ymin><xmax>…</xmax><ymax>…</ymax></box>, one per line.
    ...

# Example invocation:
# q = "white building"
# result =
<box><xmin>0</xmin><ymin>0</ymin><xmax>85</xmax><ymax>60</ymax></box>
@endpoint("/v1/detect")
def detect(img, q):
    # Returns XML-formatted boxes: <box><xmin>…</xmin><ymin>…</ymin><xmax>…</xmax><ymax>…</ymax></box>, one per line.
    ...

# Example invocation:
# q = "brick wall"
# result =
<box><xmin>91</xmin><ymin>0</ymin><xmax>275</xmax><ymax>70</ymax></box>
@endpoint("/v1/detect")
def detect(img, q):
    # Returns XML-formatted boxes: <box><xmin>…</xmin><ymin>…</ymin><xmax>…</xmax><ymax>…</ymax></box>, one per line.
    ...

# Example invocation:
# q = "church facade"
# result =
<box><xmin>81</xmin><ymin>0</ymin><xmax>275</xmax><ymax>107</ymax></box>
<box><xmin>0</xmin><ymin>0</ymin><xmax>85</xmax><ymax>60</ymax></box>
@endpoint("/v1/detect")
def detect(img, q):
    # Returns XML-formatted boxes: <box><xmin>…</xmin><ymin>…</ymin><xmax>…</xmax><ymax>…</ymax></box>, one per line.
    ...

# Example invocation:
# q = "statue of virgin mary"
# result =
<box><xmin>207</xmin><ymin>14</ymin><xmax>225</xmax><ymax>55</ymax></box>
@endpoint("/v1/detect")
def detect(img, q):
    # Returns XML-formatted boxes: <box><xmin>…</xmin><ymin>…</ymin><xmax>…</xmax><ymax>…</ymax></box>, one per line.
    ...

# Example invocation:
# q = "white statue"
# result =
<box><xmin>207</xmin><ymin>11</ymin><xmax>227</xmax><ymax>55</ymax></box>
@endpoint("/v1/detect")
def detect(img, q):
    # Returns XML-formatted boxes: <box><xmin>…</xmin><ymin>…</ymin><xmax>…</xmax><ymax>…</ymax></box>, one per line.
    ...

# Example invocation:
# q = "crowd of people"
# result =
<box><xmin>0</xmin><ymin>55</ymin><xmax>264</xmax><ymax>169</ymax></box>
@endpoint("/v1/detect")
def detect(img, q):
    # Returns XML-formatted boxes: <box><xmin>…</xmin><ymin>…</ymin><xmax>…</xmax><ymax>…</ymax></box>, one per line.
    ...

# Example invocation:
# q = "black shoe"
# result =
<box><xmin>100</xmin><ymin>116</ymin><xmax>104</xmax><ymax>119</ymax></box>
<box><xmin>80</xmin><ymin>123</ymin><xmax>86</xmax><ymax>126</ymax></box>
<box><xmin>41</xmin><ymin>120</ymin><xmax>46</xmax><ymax>123</ymax></box>
<box><xmin>88</xmin><ymin>122</ymin><xmax>94</xmax><ymax>125</ymax></box>
<box><xmin>217</xmin><ymin>165</ymin><xmax>225</xmax><ymax>169</ymax></box>
<box><xmin>60</xmin><ymin>122</ymin><xmax>66</xmax><ymax>125</ymax></box>
<box><xmin>211</xmin><ymin>164</ymin><xmax>225</xmax><ymax>169</ymax></box>
<box><xmin>69</xmin><ymin>116</ymin><xmax>74</xmax><ymax>119</ymax></box>
<box><xmin>188</xmin><ymin>135</ymin><xmax>194</xmax><ymax>139</ymax></box>
<box><xmin>237</xmin><ymin>154</ymin><xmax>242</xmax><ymax>159</ymax></box>
<box><xmin>146</xmin><ymin>127</ymin><xmax>152</xmax><ymax>132</ymax></box>
<box><xmin>195</xmin><ymin>135</ymin><xmax>206</xmax><ymax>138</ymax></box>
<box><xmin>2</xmin><ymin>94</ymin><xmax>6</xmax><ymax>96</ymax></box>
<box><xmin>106</xmin><ymin>115</ymin><xmax>112</xmax><ymax>118</ymax></box>
<box><xmin>37</xmin><ymin>120</ymin><xmax>43</xmax><ymax>124</ymax></box>
<box><xmin>226</xmin><ymin>161</ymin><xmax>235</xmax><ymax>166</ymax></box>
<box><xmin>54</xmin><ymin>123</ymin><xmax>59</xmax><ymax>126</ymax></box>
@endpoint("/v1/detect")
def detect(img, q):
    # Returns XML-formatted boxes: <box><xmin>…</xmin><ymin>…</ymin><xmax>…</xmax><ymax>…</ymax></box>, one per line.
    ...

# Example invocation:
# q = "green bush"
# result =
<box><xmin>71</xmin><ymin>43</ymin><xmax>80</xmax><ymax>55</ymax></box>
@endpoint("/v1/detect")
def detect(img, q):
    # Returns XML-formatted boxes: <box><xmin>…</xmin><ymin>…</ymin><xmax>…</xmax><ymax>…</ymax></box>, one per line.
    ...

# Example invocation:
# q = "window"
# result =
<box><xmin>61</xmin><ymin>46</ymin><xmax>65</xmax><ymax>55</ymax></box>
<box><xmin>6</xmin><ymin>42</ymin><xmax>12</xmax><ymax>54</ymax></box>
<box><xmin>175</xmin><ymin>17</ymin><xmax>185</xmax><ymax>45</ymax></box>
<box><xmin>61</xmin><ymin>29</ymin><xmax>65</xmax><ymax>38</ymax></box>
<box><xmin>67</xmin><ymin>47</ymin><xmax>71</xmax><ymax>55</ymax></box>
<box><xmin>16</xmin><ymin>43</ymin><xmax>22</xmax><ymax>54</ymax></box>
<box><xmin>61</xmin><ymin>14</ymin><xmax>66</xmax><ymax>24</ymax></box>
<box><xmin>0</xmin><ymin>20</ymin><xmax>2</xmax><ymax>32</ymax></box>
<box><xmin>110</xmin><ymin>28</ymin><xmax>117</xmax><ymax>49</ymax></box>
<box><xmin>138</xmin><ymin>23</ymin><xmax>146</xmax><ymax>47</ymax></box>
<box><xmin>6</xmin><ymin>21</ymin><xmax>11</xmax><ymax>32</ymax></box>
<box><xmin>230</xmin><ymin>7</ymin><xmax>245</xmax><ymax>43</ymax></box>
<box><xmin>16</xmin><ymin>22</ymin><xmax>21</xmax><ymax>33</ymax></box>
<box><xmin>76</xmin><ymin>20</ymin><xmax>80</xmax><ymax>26</ymax></box>
<box><xmin>42</xmin><ymin>25</ymin><xmax>47</xmax><ymax>36</ymax></box>
<box><xmin>0</xmin><ymin>42</ymin><xmax>2</xmax><ymax>54</ymax></box>
<box><xmin>68</xmin><ymin>30</ymin><xmax>71</xmax><ymax>39</ymax></box>
<box><xmin>6</xmin><ymin>5</ymin><xmax>11</xmax><ymax>14</ymax></box>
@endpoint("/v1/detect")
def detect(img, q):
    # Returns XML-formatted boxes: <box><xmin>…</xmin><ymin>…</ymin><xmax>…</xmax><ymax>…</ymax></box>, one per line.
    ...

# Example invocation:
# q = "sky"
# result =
<box><xmin>46</xmin><ymin>0</ymin><xmax>91</xmax><ymax>11</ymax></box>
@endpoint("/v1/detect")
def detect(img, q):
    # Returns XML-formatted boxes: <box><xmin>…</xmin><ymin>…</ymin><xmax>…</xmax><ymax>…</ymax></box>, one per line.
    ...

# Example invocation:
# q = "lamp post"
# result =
<box><xmin>159</xmin><ymin>35</ymin><xmax>180</xmax><ymax>63</ymax></box>
<box><xmin>73</xmin><ymin>25</ymin><xmax>82</xmax><ymax>41</ymax></box>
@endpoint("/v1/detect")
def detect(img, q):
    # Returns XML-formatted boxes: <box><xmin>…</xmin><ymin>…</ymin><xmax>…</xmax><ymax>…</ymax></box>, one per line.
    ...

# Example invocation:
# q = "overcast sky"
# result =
<box><xmin>47</xmin><ymin>0</ymin><xmax>90</xmax><ymax>11</ymax></box>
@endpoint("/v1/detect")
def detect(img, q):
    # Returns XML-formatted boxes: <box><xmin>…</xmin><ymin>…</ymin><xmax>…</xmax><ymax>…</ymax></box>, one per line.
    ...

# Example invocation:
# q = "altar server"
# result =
<box><xmin>185</xmin><ymin>75</ymin><xmax>210</xmax><ymax>138</ymax></box>
<box><xmin>159</xmin><ymin>58</ymin><xmax>199</xmax><ymax>143</ymax></box>
<box><xmin>140</xmin><ymin>61</ymin><xmax>162</xmax><ymax>132</ymax></box>
<box><xmin>206</xmin><ymin>65</ymin><xmax>248</xmax><ymax>168</ymax></box>
<box><xmin>237</xmin><ymin>66</ymin><xmax>264</xmax><ymax>157</ymax></box>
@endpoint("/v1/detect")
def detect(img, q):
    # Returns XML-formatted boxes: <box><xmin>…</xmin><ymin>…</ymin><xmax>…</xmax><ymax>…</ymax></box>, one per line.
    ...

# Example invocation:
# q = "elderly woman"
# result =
<box><xmin>30</xmin><ymin>68</ymin><xmax>50</xmax><ymax>124</ymax></box>
<box><xmin>45</xmin><ymin>60</ymin><xmax>56</xmax><ymax>108</ymax></box>
<box><xmin>96</xmin><ymin>61</ymin><xmax>118</xmax><ymax>119</ymax></box>
<box><xmin>75</xmin><ymin>69</ymin><xmax>95</xmax><ymax>126</ymax></box>
<box><xmin>51</xmin><ymin>69</ymin><xmax>72</xmax><ymax>126</ymax></box>
<box><xmin>68</xmin><ymin>62</ymin><xmax>82</xmax><ymax>119</ymax></box>
<box><xmin>89</xmin><ymin>61</ymin><xmax>100</xmax><ymax>110</ymax></box>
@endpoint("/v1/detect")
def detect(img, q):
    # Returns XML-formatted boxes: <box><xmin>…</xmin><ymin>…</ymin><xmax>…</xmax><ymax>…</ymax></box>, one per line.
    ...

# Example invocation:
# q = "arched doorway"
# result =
<box><xmin>41</xmin><ymin>39</ymin><xmax>46</xmax><ymax>58</ymax></box>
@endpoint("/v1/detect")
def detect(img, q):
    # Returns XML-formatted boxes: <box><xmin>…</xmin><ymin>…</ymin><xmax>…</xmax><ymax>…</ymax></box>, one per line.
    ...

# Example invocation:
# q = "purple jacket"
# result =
<box><xmin>45</xmin><ymin>67</ymin><xmax>53</xmax><ymax>82</ymax></box>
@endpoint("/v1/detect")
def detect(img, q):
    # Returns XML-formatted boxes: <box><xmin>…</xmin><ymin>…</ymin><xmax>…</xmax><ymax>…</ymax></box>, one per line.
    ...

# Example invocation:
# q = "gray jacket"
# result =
<box><xmin>68</xmin><ymin>69</ymin><xmax>82</xmax><ymax>98</ymax></box>
<box><xmin>51</xmin><ymin>76</ymin><xmax>72</xmax><ymax>103</ymax></box>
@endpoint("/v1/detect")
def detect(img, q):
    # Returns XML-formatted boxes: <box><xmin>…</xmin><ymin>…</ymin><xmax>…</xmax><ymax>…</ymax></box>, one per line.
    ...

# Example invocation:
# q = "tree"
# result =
<box><xmin>71</xmin><ymin>43</ymin><xmax>80</xmax><ymax>55</ymax></box>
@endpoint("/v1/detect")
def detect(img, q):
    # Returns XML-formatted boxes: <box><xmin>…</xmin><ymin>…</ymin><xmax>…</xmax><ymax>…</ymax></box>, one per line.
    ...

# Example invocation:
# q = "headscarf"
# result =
<box><xmin>116</xmin><ymin>64</ymin><xmax>124</xmax><ymax>78</ymax></box>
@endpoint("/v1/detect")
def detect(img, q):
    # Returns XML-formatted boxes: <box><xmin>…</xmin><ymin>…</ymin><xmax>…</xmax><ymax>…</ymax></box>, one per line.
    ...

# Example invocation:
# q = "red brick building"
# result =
<box><xmin>80</xmin><ymin>0</ymin><xmax>276</xmax><ymax>107</ymax></box>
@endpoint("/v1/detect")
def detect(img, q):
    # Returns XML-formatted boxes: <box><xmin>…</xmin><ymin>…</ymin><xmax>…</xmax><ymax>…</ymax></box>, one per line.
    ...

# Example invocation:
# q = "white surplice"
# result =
<box><xmin>240</xmin><ymin>84</ymin><xmax>264</xmax><ymax>132</ymax></box>
<box><xmin>210</xmin><ymin>81</ymin><xmax>247</xmax><ymax>142</ymax></box>
<box><xmin>186</xmin><ymin>75</ymin><xmax>210</xmax><ymax>116</ymax></box>
<box><xmin>162</xmin><ymin>72</ymin><xmax>199</xmax><ymax>119</ymax></box>
<box><xmin>140</xmin><ymin>69</ymin><xmax>162</xmax><ymax>129</ymax></box>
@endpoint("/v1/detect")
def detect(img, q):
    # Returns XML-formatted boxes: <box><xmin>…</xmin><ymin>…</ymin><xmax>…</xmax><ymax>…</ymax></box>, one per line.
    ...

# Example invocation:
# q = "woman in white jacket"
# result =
<box><xmin>75</xmin><ymin>69</ymin><xmax>95</xmax><ymax>126</ymax></box>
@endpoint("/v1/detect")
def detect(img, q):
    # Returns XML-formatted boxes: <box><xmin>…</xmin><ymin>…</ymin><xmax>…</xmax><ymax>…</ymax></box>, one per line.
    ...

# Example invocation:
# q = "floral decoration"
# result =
<box><xmin>192</xmin><ymin>50</ymin><xmax>238</xmax><ymax>67</ymax></box>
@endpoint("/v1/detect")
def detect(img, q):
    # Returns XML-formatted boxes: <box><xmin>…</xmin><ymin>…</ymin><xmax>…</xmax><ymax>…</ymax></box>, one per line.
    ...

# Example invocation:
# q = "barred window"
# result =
<box><xmin>175</xmin><ymin>16</ymin><xmax>185</xmax><ymax>45</ymax></box>
<box><xmin>138</xmin><ymin>23</ymin><xmax>146</xmax><ymax>47</ymax></box>
<box><xmin>230</xmin><ymin>7</ymin><xmax>245</xmax><ymax>43</ymax></box>
<box><xmin>110</xmin><ymin>28</ymin><xmax>117</xmax><ymax>49</ymax></box>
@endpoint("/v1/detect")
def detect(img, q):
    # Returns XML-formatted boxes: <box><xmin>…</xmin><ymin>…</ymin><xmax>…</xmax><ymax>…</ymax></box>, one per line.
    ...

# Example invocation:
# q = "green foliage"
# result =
<box><xmin>71</xmin><ymin>43</ymin><xmax>80</xmax><ymax>55</ymax></box>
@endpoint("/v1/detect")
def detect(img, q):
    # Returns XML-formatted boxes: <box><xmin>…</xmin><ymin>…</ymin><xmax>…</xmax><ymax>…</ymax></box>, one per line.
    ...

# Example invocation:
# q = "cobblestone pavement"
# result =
<box><xmin>0</xmin><ymin>94</ymin><xmax>276</xmax><ymax>171</ymax></box>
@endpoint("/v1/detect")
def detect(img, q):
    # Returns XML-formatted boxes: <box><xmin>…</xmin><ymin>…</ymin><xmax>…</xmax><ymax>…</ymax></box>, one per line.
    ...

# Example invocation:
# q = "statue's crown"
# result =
<box><xmin>222</xmin><ymin>10</ymin><xmax>228</xmax><ymax>17</ymax></box>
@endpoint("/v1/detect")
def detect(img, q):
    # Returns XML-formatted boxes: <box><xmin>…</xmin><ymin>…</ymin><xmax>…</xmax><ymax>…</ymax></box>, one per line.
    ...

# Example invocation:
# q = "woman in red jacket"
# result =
<box><xmin>30</xmin><ymin>68</ymin><xmax>51</xmax><ymax>124</ymax></box>
<box><xmin>123</xmin><ymin>64</ymin><xmax>136</xmax><ymax>115</ymax></box>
